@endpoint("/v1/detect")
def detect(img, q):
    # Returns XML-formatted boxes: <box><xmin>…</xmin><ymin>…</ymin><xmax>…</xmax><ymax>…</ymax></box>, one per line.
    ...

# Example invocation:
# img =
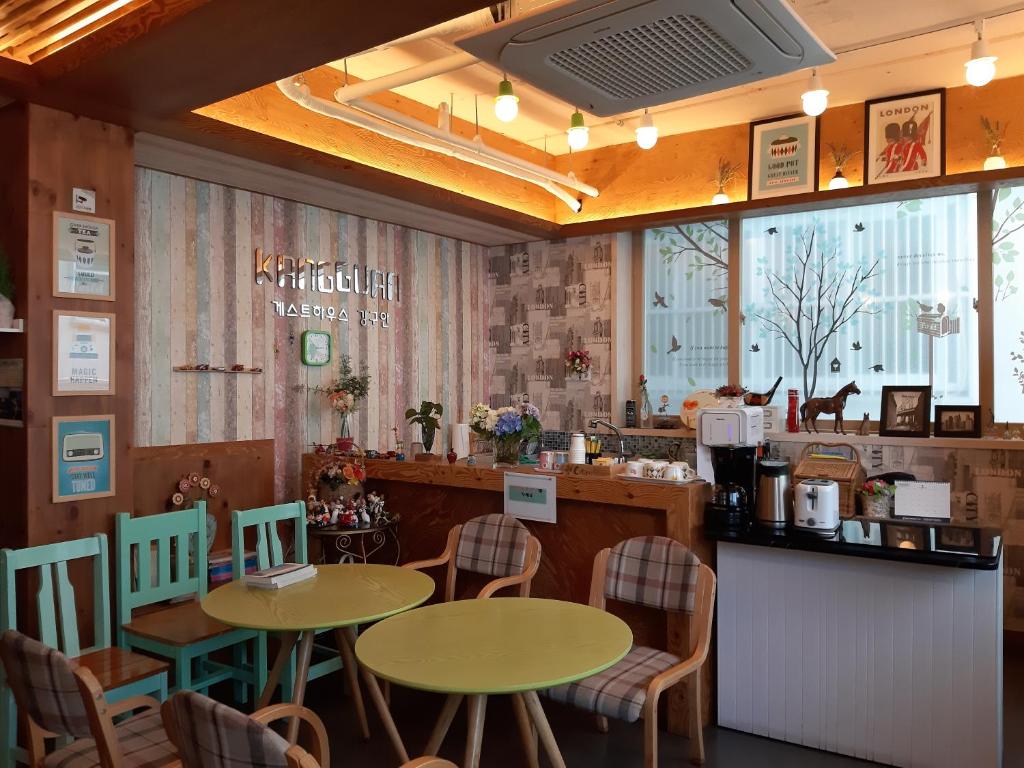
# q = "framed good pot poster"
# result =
<box><xmin>864</xmin><ymin>89</ymin><xmax>945</xmax><ymax>185</ymax></box>
<box><xmin>52</xmin><ymin>414</ymin><xmax>115</xmax><ymax>502</ymax></box>
<box><xmin>749</xmin><ymin>114</ymin><xmax>819</xmax><ymax>200</ymax></box>
<box><xmin>53</xmin><ymin>310</ymin><xmax>114</xmax><ymax>396</ymax></box>
<box><xmin>53</xmin><ymin>211</ymin><xmax>115</xmax><ymax>300</ymax></box>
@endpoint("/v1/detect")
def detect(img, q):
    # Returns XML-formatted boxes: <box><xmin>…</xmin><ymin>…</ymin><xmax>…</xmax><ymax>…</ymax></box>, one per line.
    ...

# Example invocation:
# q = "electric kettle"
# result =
<box><xmin>755</xmin><ymin>460</ymin><xmax>792</xmax><ymax>529</ymax></box>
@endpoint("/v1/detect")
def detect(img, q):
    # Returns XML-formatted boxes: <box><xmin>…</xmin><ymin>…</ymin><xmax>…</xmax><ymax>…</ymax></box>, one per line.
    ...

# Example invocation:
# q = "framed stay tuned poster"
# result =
<box><xmin>53</xmin><ymin>211</ymin><xmax>115</xmax><ymax>300</ymax></box>
<box><xmin>52</xmin><ymin>414</ymin><xmax>115</xmax><ymax>503</ymax></box>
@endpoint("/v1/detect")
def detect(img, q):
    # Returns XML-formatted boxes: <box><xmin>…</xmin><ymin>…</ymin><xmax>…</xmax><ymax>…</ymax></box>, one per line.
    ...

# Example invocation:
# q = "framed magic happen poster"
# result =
<box><xmin>53</xmin><ymin>211</ymin><xmax>115</xmax><ymax>300</ymax></box>
<box><xmin>53</xmin><ymin>310</ymin><xmax>114</xmax><ymax>396</ymax></box>
<box><xmin>53</xmin><ymin>414</ymin><xmax>115</xmax><ymax>502</ymax></box>
<box><xmin>749</xmin><ymin>113</ymin><xmax>819</xmax><ymax>200</ymax></box>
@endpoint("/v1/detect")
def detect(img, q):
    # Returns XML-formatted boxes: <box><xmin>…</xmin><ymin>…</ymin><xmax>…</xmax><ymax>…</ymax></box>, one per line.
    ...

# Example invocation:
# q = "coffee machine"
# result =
<box><xmin>696</xmin><ymin>407</ymin><xmax>764</xmax><ymax>533</ymax></box>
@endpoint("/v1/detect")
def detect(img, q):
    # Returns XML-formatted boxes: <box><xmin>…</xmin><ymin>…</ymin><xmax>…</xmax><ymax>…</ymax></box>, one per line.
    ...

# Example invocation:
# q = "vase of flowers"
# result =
<box><xmin>715</xmin><ymin>384</ymin><xmax>748</xmax><ymax>408</ymax></box>
<box><xmin>313</xmin><ymin>354</ymin><xmax>370</xmax><ymax>451</ymax></box>
<box><xmin>565</xmin><ymin>348</ymin><xmax>591</xmax><ymax>380</ymax></box>
<box><xmin>860</xmin><ymin>479</ymin><xmax>893</xmax><ymax>519</ymax></box>
<box><xmin>469</xmin><ymin>402</ymin><xmax>542</xmax><ymax>468</ymax></box>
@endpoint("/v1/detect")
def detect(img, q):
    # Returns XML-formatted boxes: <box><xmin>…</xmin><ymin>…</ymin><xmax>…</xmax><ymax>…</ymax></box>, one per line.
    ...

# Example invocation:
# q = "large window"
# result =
<box><xmin>643</xmin><ymin>221</ymin><xmax>729</xmax><ymax>408</ymax></box>
<box><xmin>993</xmin><ymin>186</ymin><xmax>1024</xmax><ymax>423</ymax></box>
<box><xmin>741</xmin><ymin>194</ymin><xmax>979</xmax><ymax>419</ymax></box>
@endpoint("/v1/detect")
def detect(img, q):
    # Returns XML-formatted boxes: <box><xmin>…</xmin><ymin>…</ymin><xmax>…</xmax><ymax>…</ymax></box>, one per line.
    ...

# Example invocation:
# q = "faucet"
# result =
<box><xmin>589</xmin><ymin>418</ymin><xmax>627</xmax><ymax>461</ymax></box>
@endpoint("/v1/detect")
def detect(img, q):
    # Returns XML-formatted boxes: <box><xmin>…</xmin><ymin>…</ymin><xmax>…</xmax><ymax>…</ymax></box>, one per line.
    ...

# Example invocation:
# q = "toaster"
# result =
<box><xmin>794</xmin><ymin>479</ymin><xmax>840</xmax><ymax>532</ymax></box>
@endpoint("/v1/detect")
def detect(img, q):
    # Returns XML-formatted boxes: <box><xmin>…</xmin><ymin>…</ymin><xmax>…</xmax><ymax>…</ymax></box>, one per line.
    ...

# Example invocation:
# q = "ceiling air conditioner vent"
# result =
<box><xmin>458</xmin><ymin>0</ymin><xmax>835</xmax><ymax>117</ymax></box>
<box><xmin>547</xmin><ymin>14</ymin><xmax>751</xmax><ymax>100</ymax></box>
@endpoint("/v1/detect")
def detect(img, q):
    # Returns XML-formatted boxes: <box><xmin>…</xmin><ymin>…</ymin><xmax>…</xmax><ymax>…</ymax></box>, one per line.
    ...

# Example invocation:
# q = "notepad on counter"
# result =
<box><xmin>894</xmin><ymin>480</ymin><xmax>951</xmax><ymax>521</ymax></box>
<box><xmin>243</xmin><ymin>563</ymin><xmax>316</xmax><ymax>590</ymax></box>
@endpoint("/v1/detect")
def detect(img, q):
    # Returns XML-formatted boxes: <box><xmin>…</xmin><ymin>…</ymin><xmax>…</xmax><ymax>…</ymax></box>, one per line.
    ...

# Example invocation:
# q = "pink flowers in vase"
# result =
<box><xmin>565</xmin><ymin>349</ymin><xmax>592</xmax><ymax>379</ymax></box>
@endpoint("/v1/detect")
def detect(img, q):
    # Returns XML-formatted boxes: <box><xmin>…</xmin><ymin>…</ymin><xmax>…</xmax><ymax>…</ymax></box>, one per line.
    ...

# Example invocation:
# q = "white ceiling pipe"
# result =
<box><xmin>277</xmin><ymin>78</ymin><xmax>585</xmax><ymax>212</ymax></box>
<box><xmin>333</xmin><ymin>51</ymin><xmax>478</xmax><ymax>103</ymax></box>
<box><xmin>350</xmin><ymin>97</ymin><xmax>599</xmax><ymax>198</ymax></box>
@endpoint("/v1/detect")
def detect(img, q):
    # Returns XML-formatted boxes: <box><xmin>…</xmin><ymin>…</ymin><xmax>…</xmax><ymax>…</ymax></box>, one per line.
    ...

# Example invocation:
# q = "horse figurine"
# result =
<box><xmin>800</xmin><ymin>381</ymin><xmax>861</xmax><ymax>434</ymax></box>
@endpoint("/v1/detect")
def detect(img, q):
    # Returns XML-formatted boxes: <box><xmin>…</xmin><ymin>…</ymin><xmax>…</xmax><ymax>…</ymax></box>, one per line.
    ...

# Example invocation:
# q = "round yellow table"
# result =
<box><xmin>356</xmin><ymin>597</ymin><xmax>632</xmax><ymax>768</ymax></box>
<box><xmin>202</xmin><ymin>563</ymin><xmax>433</xmax><ymax>759</ymax></box>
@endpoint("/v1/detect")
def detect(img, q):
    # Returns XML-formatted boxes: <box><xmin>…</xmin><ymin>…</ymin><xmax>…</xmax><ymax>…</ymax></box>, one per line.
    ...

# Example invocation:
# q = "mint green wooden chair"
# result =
<box><xmin>115</xmin><ymin>502</ymin><xmax>261</xmax><ymax>701</ymax></box>
<box><xmin>1</xmin><ymin>534</ymin><xmax>168</xmax><ymax>765</ymax></box>
<box><xmin>231</xmin><ymin>502</ymin><xmax>342</xmax><ymax>701</ymax></box>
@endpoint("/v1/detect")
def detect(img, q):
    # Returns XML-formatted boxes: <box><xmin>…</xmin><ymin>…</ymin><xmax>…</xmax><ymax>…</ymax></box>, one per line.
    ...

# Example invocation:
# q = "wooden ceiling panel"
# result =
<box><xmin>0</xmin><ymin>0</ymin><xmax>151</xmax><ymax>62</ymax></box>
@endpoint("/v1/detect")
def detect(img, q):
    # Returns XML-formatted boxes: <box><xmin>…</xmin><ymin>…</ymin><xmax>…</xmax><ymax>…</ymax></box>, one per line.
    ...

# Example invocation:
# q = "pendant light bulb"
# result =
<box><xmin>711</xmin><ymin>187</ymin><xmax>729</xmax><ymax>205</ymax></box>
<box><xmin>828</xmin><ymin>169</ymin><xmax>849</xmax><ymax>190</ymax></box>
<box><xmin>965</xmin><ymin>22</ymin><xmax>997</xmax><ymax>87</ymax></box>
<box><xmin>801</xmin><ymin>69</ymin><xmax>829</xmax><ymax>117</ymax></box>
<box><xmin>635</xmin><ymin>110</ymin><xmax>658</xmax><ymax>150</ymax></box>
<box><xmin>567</xmin><ymin>110</ymin><xmax>589</xmax><ymax>151</ymax></box>
<box><xmin>494</xmin><ymin>78</ymin><xmax>519</xmax><ymax>122</ymax></box>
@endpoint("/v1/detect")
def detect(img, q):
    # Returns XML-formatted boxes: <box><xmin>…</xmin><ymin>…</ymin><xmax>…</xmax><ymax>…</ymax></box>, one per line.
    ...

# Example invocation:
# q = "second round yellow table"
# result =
<box><xmin>202</xmin><ymin>563</ymin><xmax>433</xmax><ymax>759</ymax></box>
<box><xmin>356</xmin><ymin>597</ymin><xmax>633</xmax><ymax>768</ymax></box>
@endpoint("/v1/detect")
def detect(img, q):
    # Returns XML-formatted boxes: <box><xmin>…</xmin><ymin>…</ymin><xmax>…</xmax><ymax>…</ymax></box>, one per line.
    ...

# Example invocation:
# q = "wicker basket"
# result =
<box><xmin>794</xmin><ymin>442</ymin><xmax>866</xmax><ymax>520</ymax></box>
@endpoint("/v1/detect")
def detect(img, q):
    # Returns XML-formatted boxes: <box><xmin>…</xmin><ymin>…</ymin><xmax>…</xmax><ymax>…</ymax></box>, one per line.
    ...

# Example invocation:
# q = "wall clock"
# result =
<box><xmin>301</xmin><ymin>330</ymin><xmax>331</xmax><ymax>366</ymax></box>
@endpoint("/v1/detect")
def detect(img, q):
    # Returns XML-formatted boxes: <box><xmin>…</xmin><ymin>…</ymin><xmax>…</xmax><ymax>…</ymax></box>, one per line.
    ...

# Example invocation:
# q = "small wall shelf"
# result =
<box><xmin>0</xmin><ymin>319</ymin><xmax>25</xmax><ymax>333</ymax></box>
<box><xmin>173</xmin><ymin>366</ymin><xmax>263</xmax><ymax>375</ymax></box>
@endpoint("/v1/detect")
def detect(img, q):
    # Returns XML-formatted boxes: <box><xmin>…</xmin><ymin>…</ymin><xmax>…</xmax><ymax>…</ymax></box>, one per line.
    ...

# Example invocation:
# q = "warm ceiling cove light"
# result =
<box><xmin>567</xmin><ymin>110</ymin><xmax>589</xmax><ymax>151</ymax></box>
<box><xmin>635</xmin><ymin>110</ymin><xmax>658</xmax><ymax>150</ymax></box>
<box><xmin>966</xmin><ymin>19</ymin><xmax>997</xmax><ymax>87</ymax></box>
<box><xmin>494</xmin><ymin>78</ymin><xmax>519</xmax><ymax>122</ymax></box>
<box><xmin>801</xmin><ymin>69</ymin><xmax>828</xmax><ymax>117</ymax></box>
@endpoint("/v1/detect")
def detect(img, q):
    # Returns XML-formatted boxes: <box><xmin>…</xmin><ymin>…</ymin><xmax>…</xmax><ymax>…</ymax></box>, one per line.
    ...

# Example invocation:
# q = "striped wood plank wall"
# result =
<box><xmin>134</xmin><ymin>168</ymin><xmax>491</xmax><ymax>501</ymax></box>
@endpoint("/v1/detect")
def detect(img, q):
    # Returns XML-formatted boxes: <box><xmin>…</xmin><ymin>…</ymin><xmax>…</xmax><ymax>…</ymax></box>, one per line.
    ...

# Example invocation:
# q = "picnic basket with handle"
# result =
<box><xmin>793</xmin><ymin>442</ymin><xmax>866</xmax><ymax>519</ymax></box>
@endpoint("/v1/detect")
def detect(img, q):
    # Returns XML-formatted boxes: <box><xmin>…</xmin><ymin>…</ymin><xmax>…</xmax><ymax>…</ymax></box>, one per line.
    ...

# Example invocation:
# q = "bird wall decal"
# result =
<box><xmin>851</xmin><ymin>341</ymin><xmax>862</xmax><ymax>351</ymax></box>
<box><xmin>668</xmin><ymin>335</ymin><xmax>682</xmax><ymax>354</ymax></box>
<box><xmin>854</xmin><ymin>222</ymin><xmax>865</xmax><ymax>232</ymax></box>
<box><xmin>750</xmin><ymin>343</ymin><xmax>760</xmax><ymax>352</ymax></box>
<box><xmin>870</xmin><ymin>363</ymin><xmax>885</xmax><ymax>372</ymax></box>
<box><xmin>653</xmin><ymin>291</ymin><xmax>667</xmax><ymax>308</ymax></box>
<box><xmin>766</xmin><ymin>227</ymin><xmax>779</xmax><ymax>235</ymax></box>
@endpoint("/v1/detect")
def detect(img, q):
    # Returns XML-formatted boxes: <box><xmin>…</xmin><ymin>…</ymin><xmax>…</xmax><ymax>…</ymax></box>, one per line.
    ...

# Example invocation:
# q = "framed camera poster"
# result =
<box><xmin>864</xmin><ymin>89</ymin><xmax>945</xmax><ymax>185</ymax></box>
<box><xmin>53</xmin><ymin>310</ymin><xmax>114</xmax><ymax>396</ymax></box>
<box><xmin>52</xmin><ymin>414</ymin><xmax>115</xmax><ymax>502</ymax></box>
<box><xmin>53</xmin><ymin>211</ymin><xmax>115</xmax><ymax>300</ymax></box>
<box><xmin>749</xmin><ymin>114</ymin><xmax>820</xmax><ymax>200</ymax></box>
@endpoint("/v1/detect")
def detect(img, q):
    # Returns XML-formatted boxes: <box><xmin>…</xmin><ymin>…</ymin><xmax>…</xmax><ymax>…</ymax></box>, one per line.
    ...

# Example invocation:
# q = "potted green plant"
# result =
<box><xmin>406</xmin><ymin>401</ymin><xmax>443</xmax><ymax>457</ymax></box>
<box><xmin>860</xmin><ymin>479</ymin><xmax>893</xmax><ymax>519</ymax></box>
<box><xmin>0</xmin><ymin>246</ymin><xmax>14</xmax><ymax>329</ymax></box>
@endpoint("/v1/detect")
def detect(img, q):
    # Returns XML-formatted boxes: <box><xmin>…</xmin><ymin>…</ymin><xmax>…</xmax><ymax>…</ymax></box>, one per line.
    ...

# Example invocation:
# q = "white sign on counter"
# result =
<box><xmin>504</xmin><ymin>472</ymin><xmax>556</xmax><ymax>523</ymax></box>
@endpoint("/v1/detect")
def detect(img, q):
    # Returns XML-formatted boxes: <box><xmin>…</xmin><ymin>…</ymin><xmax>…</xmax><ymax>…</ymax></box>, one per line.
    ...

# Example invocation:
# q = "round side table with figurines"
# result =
<box><xmin>305</xmin><ymin>456</ymin><xmax>400</xmax><ymax>564</ymax></box>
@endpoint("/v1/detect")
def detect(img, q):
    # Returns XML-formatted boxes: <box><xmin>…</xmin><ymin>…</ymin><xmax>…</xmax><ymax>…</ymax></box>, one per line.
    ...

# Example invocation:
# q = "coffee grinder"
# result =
<box><xmin>695</xmin><ymin>407</ymin><xmax>764</xmax><ymax>533</ymax></box>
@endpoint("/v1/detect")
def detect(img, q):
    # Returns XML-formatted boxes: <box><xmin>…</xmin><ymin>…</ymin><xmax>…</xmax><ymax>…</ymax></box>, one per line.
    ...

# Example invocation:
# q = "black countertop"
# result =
<box><xmin>708</xmin><ymin>519</ymin><xmax>1002</xmax><ymax>570</ymax></box>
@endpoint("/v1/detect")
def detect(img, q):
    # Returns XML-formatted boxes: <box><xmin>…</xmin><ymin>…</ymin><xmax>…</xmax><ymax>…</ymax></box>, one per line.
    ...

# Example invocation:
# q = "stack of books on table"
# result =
<box><xmin>243</xmin><ymin>563</ymin><xmax>316</xmax><ymax>590</ymax></box>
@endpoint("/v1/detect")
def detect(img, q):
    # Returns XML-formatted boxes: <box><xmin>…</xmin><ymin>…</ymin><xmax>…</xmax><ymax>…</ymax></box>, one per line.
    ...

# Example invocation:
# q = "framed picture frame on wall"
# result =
<box><xmin>864</xmin><ymin>89</ymin><xmax>945</xmax><ymax>186</ymax></box>
<box><xmin>934</xmin><ymin>404</ymin><xmax>982</xmax><ymax>438</ymax></box>
<box><xmin>52</xmin><ymin>211</ymin><xmax>115</xmax><ymax>301</ymax></box>
<box><xmin>878</xmin><ymin>385</ymin><xmax>932</xmax><ymax>438</ymax></box>
<box><xmin>53</xmin><ymin>310</ymin><xmax>115</xmax><ymax>396</ymax></box>
<box><xmin>52</xmin><ymin>414</ymin><xmax>115</xmax><ymax>503</ymax></box>
<box><xmin>748</xmin><ymin>113</ymin><xmax>820</xmax><ymax>200</ymax></box>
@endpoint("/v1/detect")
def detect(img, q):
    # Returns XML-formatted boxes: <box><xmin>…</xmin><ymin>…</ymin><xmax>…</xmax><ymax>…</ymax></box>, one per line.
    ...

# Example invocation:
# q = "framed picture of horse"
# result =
<box><xmin>879</xmin><ymin>385</ymin><xmax>932</xmax><ymax>438</ymax></box>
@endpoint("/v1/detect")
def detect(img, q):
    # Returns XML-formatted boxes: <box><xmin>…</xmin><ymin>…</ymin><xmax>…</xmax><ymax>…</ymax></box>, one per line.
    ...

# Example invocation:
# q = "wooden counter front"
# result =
<box><xmin>303</xmin><ymin>454</ymin><xmax>712</xmax><ymax>733</ymax></box>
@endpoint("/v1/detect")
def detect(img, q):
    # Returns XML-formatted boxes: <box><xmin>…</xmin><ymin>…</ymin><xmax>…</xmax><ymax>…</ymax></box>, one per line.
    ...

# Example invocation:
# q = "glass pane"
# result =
<box><xmin>643</xmin><ymin>222</ymin><xmax>730</xmax><ymax>413</ymax></box>
<box><xmin>742</xmin><ymin>194</ymin><xmax>978</xmax><ymax>421</ymax></box>
<box><xmin>992</xmin><ymin>186</ymin><xmax>1024</xmax><ymax>423</ymax></box>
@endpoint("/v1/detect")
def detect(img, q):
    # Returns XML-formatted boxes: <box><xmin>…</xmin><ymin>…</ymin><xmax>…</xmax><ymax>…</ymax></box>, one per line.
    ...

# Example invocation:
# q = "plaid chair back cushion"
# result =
<box><xmin>0</xmin><ymin>630</ymin><xmax>92</xmax><ymax>738</ymax></box>
<box><xmin>168</xmin><ymin>691</ymin><xmax>290</xmax><ymax>768</ymax></box>
<box><xmin>604</xmin><ymin>536</ymin><xmax>701</xmax><ymax>614</ymax></box>
<box><xmin>455</xmin><ymin>514</ymin><xmax>530</xmax><ymax>578</ymax></box>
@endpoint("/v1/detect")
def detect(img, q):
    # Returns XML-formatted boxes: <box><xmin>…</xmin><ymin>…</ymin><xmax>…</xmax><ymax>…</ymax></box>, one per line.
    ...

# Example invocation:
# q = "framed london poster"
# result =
<box><xmin>865</xmin><ymin>89</ymin><xmax>945</xmax><ymax>185</ymax></box>
<box><xmin>52</xmin><ymin>414</ymin><xmax>115</xmax><ymax>502</ymax></box>
<box><xmin>749</xmin><ymin>114</ymin><xmax>819</xmax><ymax>200</ymax></box>
<box><xmin>53</xmin><ymin>211</ymin><xmax>115</xmax><ymax>300</ymax></box>
<box><xmin>53</xmin><ymin>310</ymin><xmax>114</xmax><ymax>396</ymax></box>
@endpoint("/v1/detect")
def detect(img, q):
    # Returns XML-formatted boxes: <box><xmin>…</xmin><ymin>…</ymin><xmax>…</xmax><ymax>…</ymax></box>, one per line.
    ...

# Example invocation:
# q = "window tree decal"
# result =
<box><xmin>652</xmin><ymin>221</ymin><xmax>728</xmax><ymax>290</ymax></box>
<box><xmin>754</xmin><ymin>229</ymin><xmax>880</xmax><ymax>401</ymax></box>
<box><xmin>992</xmin><ymin>187</ymin><xmax>1022</xmax><ymax>302</ymax></box>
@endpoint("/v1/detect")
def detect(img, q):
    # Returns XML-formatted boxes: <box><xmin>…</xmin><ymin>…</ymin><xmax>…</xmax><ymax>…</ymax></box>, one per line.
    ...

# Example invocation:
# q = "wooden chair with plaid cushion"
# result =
<box><xmin>161</xmin><ymin>690</ymin><xmax>328</xmax><ymax>768</ymax></box>
<box><xmin>0</xmin><ymin>629</ymin><xmax>178</xmax><ymax>768</ymax></box>
<box><xmin>546</xmin><ymin>536</ymin><xmax>716</xmax><ymax>767</ymax></box>
<box><xmin>403</xmin><ymin>513</ymin><xmax>541</xmax><ymax>601</ymax></box>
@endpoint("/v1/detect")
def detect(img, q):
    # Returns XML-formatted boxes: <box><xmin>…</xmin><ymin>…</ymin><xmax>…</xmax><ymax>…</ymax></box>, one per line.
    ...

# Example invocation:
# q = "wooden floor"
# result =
<box><xmin>285</xmin><ymin>649</ymin><xmax>1022</xmax><ymax>767</ymax></box>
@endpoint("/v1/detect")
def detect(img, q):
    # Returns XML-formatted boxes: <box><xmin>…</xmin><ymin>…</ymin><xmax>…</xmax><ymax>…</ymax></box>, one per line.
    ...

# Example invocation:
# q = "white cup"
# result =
<box><xmin>626</xmin><ymin>460</ymin><xmax>645</xmax><ymax>477</ymax></box>
<box><xmin>664</xmin><ymin>462</ymin><xmax>697</xmax><ymax>482</ymax></box>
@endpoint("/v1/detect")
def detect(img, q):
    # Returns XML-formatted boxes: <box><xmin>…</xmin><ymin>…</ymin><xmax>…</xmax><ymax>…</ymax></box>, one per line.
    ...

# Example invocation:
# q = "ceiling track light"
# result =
<box><xmin>567</xmin><ymin>109</ymin><xmax>589</xmax><ymax>152</ymax></box>
<box><xmin>966</xmin><ymin>19</ymin><xmax>997</xmax><ymax>87</ymax></box>
<box><xmin>801</xmin><ymin>68</ymin><xmax>829</xmax><ymax>117</ymax></box>
<box><xmin>494</xmin><ymin>76</ymin><xmax>519</xmax><ymax>122</ymax></box>
<box><xmin>635</xmin><ymin>110</ymin><xmax>658</xmax><ymax>150</ymax></box>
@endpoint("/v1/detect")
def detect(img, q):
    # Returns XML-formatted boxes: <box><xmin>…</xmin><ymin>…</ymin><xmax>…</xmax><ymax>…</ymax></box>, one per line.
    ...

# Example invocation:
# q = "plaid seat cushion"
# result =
<box><xmin>0</xmin><ymin>630</ymin><xmax>92</xmax><ymax>738</ymax></box>
<box><xmin>455</xmin><ymin>513</ymin><xmax>530</xmax><ymax>578</ymax></box>
<box><xmin>43</xmin><ymin>709</ymin><xmax>177</xmax><ymax>768</ymax></box>
<box><xmin>605</xmin><ymin>536</ymin><xmax>701</xmax><ymax>614</ymax></box>
<box><xmin>167</xmin><ymin>690</ymin><xmax>290</xmax><ymax>768</ymax></box>
<box><xmin>546</xmin><ymin>645</ymin><xmax>681</xmax><ymax>723</ymax></box>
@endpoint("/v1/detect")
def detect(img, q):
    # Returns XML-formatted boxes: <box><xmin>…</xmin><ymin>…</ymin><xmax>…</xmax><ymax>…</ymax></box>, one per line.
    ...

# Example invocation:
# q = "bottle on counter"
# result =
<box><xmin>786</xmin><ymin>389</ymin><xmax>800</xmax><ymax>433</ymax></box>
<box><xmin>569</xmin><ymin>433</ymin><xmax>587</xmax><ymax>464</ymax></box>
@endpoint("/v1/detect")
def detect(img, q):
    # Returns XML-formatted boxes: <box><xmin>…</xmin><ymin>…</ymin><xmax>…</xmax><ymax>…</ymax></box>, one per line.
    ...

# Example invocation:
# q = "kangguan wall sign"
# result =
<box><xmin>254</xmin><ymin>248</ymin><xmax>400</xmax><ymax>330</ymax></box>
